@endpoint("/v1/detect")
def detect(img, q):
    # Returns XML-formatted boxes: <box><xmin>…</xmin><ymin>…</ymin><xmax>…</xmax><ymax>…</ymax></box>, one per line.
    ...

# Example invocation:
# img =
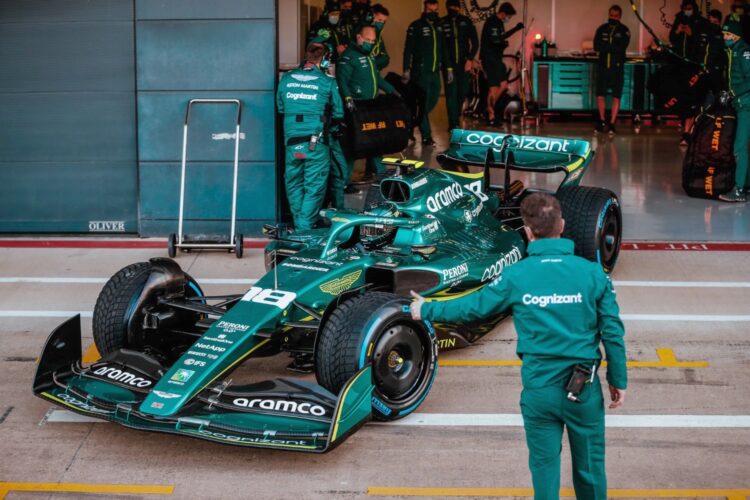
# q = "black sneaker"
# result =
<box><xmin>421</xmin><ymin>138</ymin><xmax>436</xmax><ymax>146</ymax></box>
<box><xmin>718</xmin><ymin>186</ymin><xmax>747</xmax><ymax>203</ymax></box>
<box><xmin>608</xmin><ymin>123</ymin><xmax>616</xmax><ymax>135</ymax></box>
<box><xmin>595</xmin><ymin>120</ymin><xmax>606</xmax><ymax>133</ymax></box>
<box><xmin>344</xmin><ymin>184</ymin><xmax>360</xmax><ymax>194</ymax></box>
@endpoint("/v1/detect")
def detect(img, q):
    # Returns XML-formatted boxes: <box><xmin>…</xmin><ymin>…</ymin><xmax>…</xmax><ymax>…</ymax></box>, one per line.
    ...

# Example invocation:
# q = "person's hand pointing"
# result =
<box><xmin>410</xmin><ymin>290</ymin><xmax>425</xmax><ymax>320</ymax></box>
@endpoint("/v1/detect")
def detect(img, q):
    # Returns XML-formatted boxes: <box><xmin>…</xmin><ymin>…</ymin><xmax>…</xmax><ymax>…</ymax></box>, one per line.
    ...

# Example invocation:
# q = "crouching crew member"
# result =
<box><xmin>720</xmin><ymin>18</ymin><xmax>750</xmax><ymax>202</ymax></box>
<box><xmin>276</xmin><ymin>41</ymin><xmax>344</xmax><ymax>230</ymax></box>
<box><xmin>410</xmin><ymin>193</ymin><xmax>628</xmax><ymax>500</ymax></box>
<box><xmin>337</xmin><ymin>25</ymin><xmax>398</xmax><ymax>181</ymax></box>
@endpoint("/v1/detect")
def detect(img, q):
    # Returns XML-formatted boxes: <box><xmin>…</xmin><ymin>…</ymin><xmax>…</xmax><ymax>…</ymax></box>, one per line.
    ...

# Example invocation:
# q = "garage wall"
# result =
<box><xmin>135</xmin><ymin>0</ymin><xmax>278</xmax><ymax>236</ymax></box>
<box><xmin>0</xmin><ymin>0</ymin><xmax>138</xmax><ymax>233</ymax></box>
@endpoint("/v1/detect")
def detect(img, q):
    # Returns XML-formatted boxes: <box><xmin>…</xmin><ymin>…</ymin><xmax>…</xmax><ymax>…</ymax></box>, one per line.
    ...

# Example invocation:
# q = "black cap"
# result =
<box><xmin>325</xmin><ymin>0</ymin><xmax>341</xmax><ymax>12</ymax></box>
<box><xmin>498</xmin><ymin>2</ymin><xmax>516</xmax><ymax>15</ymax></box>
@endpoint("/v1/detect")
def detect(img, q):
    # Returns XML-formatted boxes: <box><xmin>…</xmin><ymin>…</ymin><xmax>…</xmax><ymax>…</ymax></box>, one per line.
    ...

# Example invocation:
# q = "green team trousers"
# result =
<box><xmin>284</xmin><ymin>140</ymin><xmax>330</xmax><ymax>230</ymax></box>
<box><xmin>520</xmin><ymin>377</ymin><xmax>607</xmax><ymax>500</ymax></box>
<box><xmin>444</xmin><ymin>66</ymin><xmax>471</xmax><ymax>130</ymax></box>
<box><xmin>733</xmin><ymin>107</ymin><xmax>750</xmax><ymax>189</ymax></box>
<box><xmin>413</xmin><ymin>71</ymin><xmax>441</xmax><ymax>141</ymax></box>
<box><xmin>328</xmin><ymin>138</ymin><xmax>348</xmax><ymax>209</ymax></box>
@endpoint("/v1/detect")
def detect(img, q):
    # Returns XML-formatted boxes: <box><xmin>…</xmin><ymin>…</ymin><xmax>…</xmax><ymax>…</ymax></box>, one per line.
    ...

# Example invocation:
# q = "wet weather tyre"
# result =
<box><xmin>556</xmin><ymin>186</ymin><xmax>622</xmax><ymax>273</ymax></box>
<box><xmin>315</xmin><ymin>292</ymin><xmax>437</xmax><ymax>421</ymax></box>
<box><xmin>167</xmin><ymin>233</ymin><xmax>177</xmax><ymax>258</ymax></box>
<box><xmin>93</xmin><ymin>262</ymin><xmax>152</xmax><ymax>355</ymax></box>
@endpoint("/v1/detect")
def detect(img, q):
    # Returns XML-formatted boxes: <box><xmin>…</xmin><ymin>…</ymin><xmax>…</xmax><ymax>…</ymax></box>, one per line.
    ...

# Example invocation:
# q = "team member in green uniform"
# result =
<box><xmin>720</xmin><ymin>18</ymin><xmax>750</xmax><ymax>202</ymax></box>
<box><xmin>371</xmin><ymin>4</ymin><xmax>390</xmax><ymax>71</ymax></box>
<box><xmin>440</xmin><ymin>0</ymin><xmax>479</xmax><ymax>130</ymax></box>
<box><xmin>480</xmin><ymin>2</ymin><xmax>523</xmax><ymax>125</ymax></box>
<box><xmin>276</xmin><ymin>42</ymin><xmax>344</xmax><ymax>230</ymax></box>
<box><xmin>593</xmin><ymin>5</ymin><xmax>630</xmax><ymax>135</ymax></box>
<box><xmin>307</xmin><ymin>2</ymin><xmax>345</xmax><ymax>63</ymax></box>
<box><xmin>337</xmin><ymin>25</ymin><xmax>397</xmax><ymax>180</ymax></box>
<box><xmin>411</xmin><ymin>193</ymin><xmax>628</xmax><ymax>499</ymax></box>
<box><xmin>403</xmin><ymin>0</ymin><xmax>452</xmax><ymax>146</ymax></box>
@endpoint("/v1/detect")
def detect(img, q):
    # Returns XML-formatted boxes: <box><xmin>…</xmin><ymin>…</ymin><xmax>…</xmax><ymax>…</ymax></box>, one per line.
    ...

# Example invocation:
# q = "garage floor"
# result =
<box><xmin>1</xmin><ymin>245</ymin><xmax>749</xmax><ymax>499</ymax></box>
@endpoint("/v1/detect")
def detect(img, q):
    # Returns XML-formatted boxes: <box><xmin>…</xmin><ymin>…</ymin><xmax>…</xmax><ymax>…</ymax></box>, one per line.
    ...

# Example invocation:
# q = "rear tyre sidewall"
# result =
<box><xmin>557</xmin><ymin>186</ymin><xmax>622</xmax><ymax>273</ymax></box>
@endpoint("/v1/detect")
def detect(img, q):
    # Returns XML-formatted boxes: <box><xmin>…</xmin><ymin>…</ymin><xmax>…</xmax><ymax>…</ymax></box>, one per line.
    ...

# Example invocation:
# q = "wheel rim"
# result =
<box><xmin>371</xmin><ymin>323</ymin><xmax>428</xmax><ymax>402</ymax></box>
<box><xmin>598</xmin><ymin>203</ymin><xmax>621</xmax><ymax>270</ymax></box>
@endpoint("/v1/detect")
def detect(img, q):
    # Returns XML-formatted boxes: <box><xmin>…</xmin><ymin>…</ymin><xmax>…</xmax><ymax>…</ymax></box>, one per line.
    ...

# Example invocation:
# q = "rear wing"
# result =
<box><xmin>438</xmin><ymin>129</ymin><xmax>594</xmax><ymax>187</ymax></box>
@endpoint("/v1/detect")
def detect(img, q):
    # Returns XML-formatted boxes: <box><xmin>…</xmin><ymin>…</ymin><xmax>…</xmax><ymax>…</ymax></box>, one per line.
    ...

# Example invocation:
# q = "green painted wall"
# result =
<box><xmin>0</xmin><ymin>0</ymin><xmax>278</xmax><ymax>235</ymax></box>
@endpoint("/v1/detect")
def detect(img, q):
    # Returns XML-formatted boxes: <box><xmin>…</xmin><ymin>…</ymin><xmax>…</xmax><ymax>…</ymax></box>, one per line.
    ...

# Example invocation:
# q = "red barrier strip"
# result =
<box><xmin>622</xmin><ymin>242</ymin><xmax>750</xmax><ymax>251</ymax></box>
<box><xmin>0</xmin><ymin>239</ymin><xmax>269</xmax><ymax>249</ymax></box>
<box><xmin>0</xmin><ymin>240</ymin><xmax>747</xmax><ymax>251</ymax></box>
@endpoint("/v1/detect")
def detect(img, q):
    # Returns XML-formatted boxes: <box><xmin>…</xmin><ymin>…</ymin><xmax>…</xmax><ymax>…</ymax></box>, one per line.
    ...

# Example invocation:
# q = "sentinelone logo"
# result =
<box><xmin>522</xmin><ymin>293</ymin><xmax>583</xmax><ymax>308</ymax></box>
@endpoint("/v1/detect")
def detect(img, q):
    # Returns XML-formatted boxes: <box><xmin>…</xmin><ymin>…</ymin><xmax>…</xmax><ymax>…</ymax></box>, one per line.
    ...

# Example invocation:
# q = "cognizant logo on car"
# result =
<box><xmin>465</xmin><ymin>133</ymin><xmax>572</xmax><ymax>153</ymax></box>
<box><xmin>522</xmin><ymin>293</ymin><xmax>583</xmax><ymax>308</ymax></box>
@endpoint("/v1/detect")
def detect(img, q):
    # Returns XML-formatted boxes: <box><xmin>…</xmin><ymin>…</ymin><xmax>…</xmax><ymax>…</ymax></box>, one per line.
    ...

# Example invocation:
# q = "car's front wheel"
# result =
<box><xmin>315</xmin><ymin>292</ymin><xmax>437</xmax><ymax>421</ymax></box>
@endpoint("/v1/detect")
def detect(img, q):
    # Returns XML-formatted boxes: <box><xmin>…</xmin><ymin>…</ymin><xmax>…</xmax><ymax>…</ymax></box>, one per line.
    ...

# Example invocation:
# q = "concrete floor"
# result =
<box><xmin>1</xmin><ymin>246</ymin><xmax>749</xmax><ymax>499</ymax></box>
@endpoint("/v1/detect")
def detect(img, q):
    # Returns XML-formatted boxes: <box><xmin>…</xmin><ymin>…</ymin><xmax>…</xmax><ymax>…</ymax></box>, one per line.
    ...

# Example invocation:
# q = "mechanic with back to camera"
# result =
<box><xmin>410</xmin><ymin>193</ymin><xmax>628</xmax><ymax>500</ymax></box>
<box><xmin>720</xmin><ymin>17</ymin><xmax>750</xmax><ymax>202</ymax></box>
<box><xmin>276</xmin><ymin>39</ymin><xmax>344</xmax><ymax>230</ymax></box>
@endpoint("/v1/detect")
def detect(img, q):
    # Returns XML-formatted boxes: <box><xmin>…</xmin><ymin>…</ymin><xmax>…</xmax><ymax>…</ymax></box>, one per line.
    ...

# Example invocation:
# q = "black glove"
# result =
<box><xmin>392</xmin><ymin>89</ymin><xmax>403</xmax><ymax>99</ymax></box>
<box><xmin>345</xmin><ymin>97</ymin><xmax>356</xmax><ymax>112</ymax></box>
<box><xmin>515</xmin><ymin>22</ymin><xmax>524</xmax><ymax>30</ymax></box>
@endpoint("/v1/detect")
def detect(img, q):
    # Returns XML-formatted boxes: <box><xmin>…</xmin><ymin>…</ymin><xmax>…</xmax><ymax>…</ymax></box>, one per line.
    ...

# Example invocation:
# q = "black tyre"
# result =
<box><xmin>167</xmin><ymin>233</ymin><xmax>177</xmax><ymax>258</ymax></box>
<box><xmin>315</xmin><ymin>292</ymin><xmax>437</xmax><ymax>421</ymax></box>
<box><xmin>92</xmin><ymin>262</ymin><xmax>204</xmax><ymax>356</ymax></box>
<box><xmin>556</xmin><ymin>186</ymin><xmax>622</xmax><ymax>273</ymax></box>
<box><xmin>234</xmin><ymin>233</ymin><xmax>244</xmax><ymax>258</ymax></box>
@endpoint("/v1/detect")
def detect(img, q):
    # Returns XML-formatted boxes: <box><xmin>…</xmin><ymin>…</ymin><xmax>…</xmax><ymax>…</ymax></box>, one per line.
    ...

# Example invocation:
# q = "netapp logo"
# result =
<box><xmin>522</xmin><ymin>293</ymin><xmax>583</xmax><ymax>308</ymax></box>
<box><xmin>194</xmin><ymin>342</ymin><xmax>226</xmax><ymax>353</ymax></box>
<box><xmin>93</xmin><ymin>366</ymin><xmax>152</xmax><ymax>388</ymax></box>
<box><xmin>465</xmin><ymin>133</ymin><xmax>572</xmax><ymax>153</ymax></box>
<box><xmin>233</xmin><ymin>398</ymin><xmax>327</xmax><ymax>416</ymax></box>
<box><xmin>88</xmin><ymin>220</ymin><xmax>125</xmax><ymax>232</ymax></box>
<box><xmin>426</xmin><ymin>182</ymin><xmax>464</xmax><ymax>212</ymax></box>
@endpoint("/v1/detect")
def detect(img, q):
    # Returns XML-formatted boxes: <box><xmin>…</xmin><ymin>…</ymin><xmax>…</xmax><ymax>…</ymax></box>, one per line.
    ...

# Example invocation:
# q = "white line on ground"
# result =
<box><xmin>1</xmin><ymin>277</ymin><xmax>749</xmax><ymax>287</ymax></box>
<box><xmin>43</xmin><ymin>409</ymin><xmax>750</xmax><ymax>428</ymax></box>
<box><xmin>2</xmin><ymin>311</ymin><xmax>748</xmax><ymax>320</ymax></box>
<box><xmin>387</xmin><ymin>413</ymin><xmax>750</xmax><ymax>428</ymax></box>
<box><xmin>0</xmin><ymin>277</ymin><xmax>257</xmax><ymax>285</ymax></box>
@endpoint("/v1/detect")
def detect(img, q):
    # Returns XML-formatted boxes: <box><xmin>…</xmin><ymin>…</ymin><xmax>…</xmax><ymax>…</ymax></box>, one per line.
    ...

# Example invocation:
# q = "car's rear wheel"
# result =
<box><xmin>315</xmin><ymin>292</ymin><xmax>437</xmax><ymax>421</ymax></box>
<box><xmin>556</xmin><ymin>186</ymin><xmax>622</xmax><ymax>273</ymax></box>
<box><xmin>92</xmin><ymin>262</ymin><xmax>204</xmax><ymax>357</ymax></box>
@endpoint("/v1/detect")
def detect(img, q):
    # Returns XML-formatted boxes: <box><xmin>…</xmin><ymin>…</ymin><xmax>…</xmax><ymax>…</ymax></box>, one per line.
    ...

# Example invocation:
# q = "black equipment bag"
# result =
<box><xmin>385</xmin><ymin>72</ymin><xmax>423</xmax><ymax>133</ymax></box>
<box><xmin>648</xmin><ymin>63</ymin><xmax>707</xmax><ymax>117</ymax></box>
<box><xmin>345</xmin><ymin>93</ymin><xmax>410</xmax><ymax>159</ymax></box>
<box><xmin>682</xmin><ymin>101</ymin><xmax>737</xmax><ymax>199</ymax></box>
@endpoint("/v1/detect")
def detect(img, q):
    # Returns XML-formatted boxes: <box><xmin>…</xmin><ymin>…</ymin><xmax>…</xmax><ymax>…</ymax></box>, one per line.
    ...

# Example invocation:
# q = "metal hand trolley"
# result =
<box><xmin>167</xmin><ymin>98</ymin><xmax>244</xmax><ymax>258</ymax></box>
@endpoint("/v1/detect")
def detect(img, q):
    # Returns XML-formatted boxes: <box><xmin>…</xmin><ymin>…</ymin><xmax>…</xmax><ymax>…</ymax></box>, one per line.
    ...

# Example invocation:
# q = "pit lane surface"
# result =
<box><xmin>1</xmin><ymin>246</ymin><xmax>749</xmax><ymax>499</ymax></box>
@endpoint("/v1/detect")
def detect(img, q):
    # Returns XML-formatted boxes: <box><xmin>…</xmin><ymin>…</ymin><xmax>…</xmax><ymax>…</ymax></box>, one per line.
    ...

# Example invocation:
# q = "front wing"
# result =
<box><xmin>33</xmin><ymin>316</ymin><xmax>372</xmax><ymax>453</ymax></box>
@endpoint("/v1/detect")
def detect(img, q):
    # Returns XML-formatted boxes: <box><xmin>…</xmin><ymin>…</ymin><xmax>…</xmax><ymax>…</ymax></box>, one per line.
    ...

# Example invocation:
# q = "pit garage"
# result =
<box><xmin>1</xmin><ymin>0</ymin><xmax>749</xmax><ymax>499</ymax></box>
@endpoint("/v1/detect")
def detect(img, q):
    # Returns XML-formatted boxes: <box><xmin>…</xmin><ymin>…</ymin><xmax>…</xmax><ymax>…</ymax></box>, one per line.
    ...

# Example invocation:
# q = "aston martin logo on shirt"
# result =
<box><xmin>319</xmin><ymin>270</ymin><xmax>362</xmax><ymax>295</ymax></box>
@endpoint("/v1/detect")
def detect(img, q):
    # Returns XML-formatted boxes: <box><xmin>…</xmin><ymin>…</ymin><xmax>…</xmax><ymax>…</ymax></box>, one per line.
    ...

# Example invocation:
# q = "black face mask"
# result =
<box><xmin>608</xmin><ymin>18</ymin><xmax>619</xmax><ymax>25</ymax></box>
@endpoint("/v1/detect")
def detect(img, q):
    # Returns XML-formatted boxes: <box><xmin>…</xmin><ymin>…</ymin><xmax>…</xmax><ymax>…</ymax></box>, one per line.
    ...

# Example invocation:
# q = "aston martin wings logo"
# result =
<box><xmin>319</xmin><ymin>270</ymin><xmax>362</xmax><ymax>295</ymax></box>
<box><xmin>291</xmin><ymin>73</ymin><xmax>319</xmax><ymax>82</ymax></box>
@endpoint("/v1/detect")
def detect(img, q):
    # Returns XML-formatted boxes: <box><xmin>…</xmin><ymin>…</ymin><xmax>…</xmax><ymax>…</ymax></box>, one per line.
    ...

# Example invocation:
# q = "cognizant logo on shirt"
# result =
<box><xmin>522</xmin><ymin>293</ymin><xmax>583</xmax><ymax>308</ymax></box>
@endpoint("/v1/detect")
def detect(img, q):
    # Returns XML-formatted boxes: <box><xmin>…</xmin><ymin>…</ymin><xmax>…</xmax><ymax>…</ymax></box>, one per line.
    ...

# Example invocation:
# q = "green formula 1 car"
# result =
<box><xmin>33</xmin><ymin>129</ymin><xmax>622</xmax><ymax>452</ymax></box>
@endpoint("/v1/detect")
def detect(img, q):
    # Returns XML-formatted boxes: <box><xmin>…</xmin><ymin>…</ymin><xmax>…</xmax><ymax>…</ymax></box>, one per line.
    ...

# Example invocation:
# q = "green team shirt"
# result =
<box><xmin>728</xmin><ymin>39</ymin><xmax>750</xmax><ymax>109</ymax></box>
<box><xmin>403</xmin><ymin>14</ymin><xmax>452</xmax><ymax>74</ymax></box>
<box><xmin>337</xmin><ymin>44</ymin><xmax>395</xmax><ymax>100</ymax></box>
<box><xmin>276</xmin><ymin>65</ymin><xmax>344</xmax><ymax>139</ymax></box>
<box><xmin>439</xmin><ymin>12</ymin><xmax>479</xmax><ymax>66</ymax></box>
<box><xmin>422</xmin><ymin>238</ymin><xmax>627</xmax><ymax>390</ymax></box>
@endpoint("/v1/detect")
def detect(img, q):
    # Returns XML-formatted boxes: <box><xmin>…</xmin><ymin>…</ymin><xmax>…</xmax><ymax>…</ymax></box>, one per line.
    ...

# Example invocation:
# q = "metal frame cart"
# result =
<box><xmin>168</xmin><ymin>98</ymin><xmax>244</xmax><ymax>258</ymax></box>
